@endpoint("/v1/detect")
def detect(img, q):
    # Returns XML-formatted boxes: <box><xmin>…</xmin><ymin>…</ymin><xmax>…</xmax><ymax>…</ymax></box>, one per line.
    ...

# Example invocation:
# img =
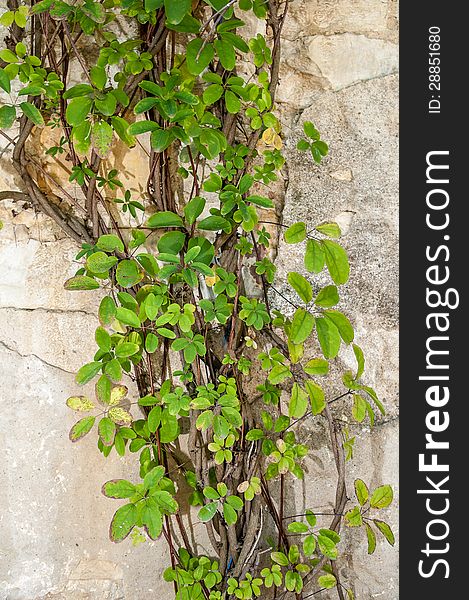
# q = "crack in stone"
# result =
<box><xmin>0</xmin><ymin>305</ymin><xmax>96</xmax><ymax>318</ymax></box>
<box><xmin>0</xmin><ymin>339</ymin><xmax>76</xmax><ymax>375</ymax></box>
<box><xmin>290</xmin><ymin>71</ymin><xmax>399</xmax><ymax>123</ymax></box>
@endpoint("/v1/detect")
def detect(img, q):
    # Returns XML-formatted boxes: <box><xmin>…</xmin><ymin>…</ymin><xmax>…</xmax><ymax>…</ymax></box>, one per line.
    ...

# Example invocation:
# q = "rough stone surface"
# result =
<box><xmin>0</xmin><ymin>1</ymin><xmax>398</xmax><ymax>599</ymax></box>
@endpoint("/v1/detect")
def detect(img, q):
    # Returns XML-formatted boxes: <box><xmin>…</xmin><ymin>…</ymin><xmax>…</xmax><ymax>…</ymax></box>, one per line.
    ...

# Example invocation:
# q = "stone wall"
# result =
<box><xmin>0</xmin><ymin>1</ymin><xmax>398</xmax><ymax>598</ymax></box>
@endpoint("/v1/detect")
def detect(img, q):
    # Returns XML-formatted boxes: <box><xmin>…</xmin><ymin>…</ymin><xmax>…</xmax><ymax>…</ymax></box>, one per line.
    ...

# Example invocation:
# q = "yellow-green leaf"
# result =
<box><xmin>373</xmin><ymin>519</ymin><xmax>395</xmax><ymax>546</ymax></box>
<box><xmin>370</xmin><ymin>485</ymin><xmax>393</xmax><ymax>509</ymax></box>
<box><xmin>69</xmin><ymin>416</ymin><xmax>96</xmax><ymax>442</ymax></box>
<box><xmin>109</xmin><ymin>406</ymin><xmax>133</xmax><ymax>426</ymax></box>
<box><xmin>66</xmin><ymin>396</ymin><xmax>95</xmax><ymax>411</ymax></box>
<box><xmin>287</xmin><ymin>272</ymin><xmax>312</xmax><ymax>303</ymax></box>
<box><xmin>305</xmin><ymin>381</ymin><xmax>325</xmax><ymax>415</ymax></box>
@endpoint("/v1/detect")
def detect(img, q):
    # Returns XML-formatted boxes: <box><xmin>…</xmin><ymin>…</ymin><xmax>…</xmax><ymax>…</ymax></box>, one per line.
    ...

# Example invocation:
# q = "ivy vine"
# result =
<box><xmin>0</xmin><ymin>1</ymin><xmax>395</xmax><ymax>599</ymax></box>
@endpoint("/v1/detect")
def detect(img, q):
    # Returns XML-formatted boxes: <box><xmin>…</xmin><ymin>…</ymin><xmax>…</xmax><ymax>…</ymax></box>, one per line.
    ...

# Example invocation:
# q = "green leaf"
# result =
<box><xmin>164</xmin><ymin>0</ymin><xmax>191</xmax><ymax>24</ymax></box>
<box><xmin>288</xmin><ymin>522</ymin><xmax>309</xmax><ymax>534</ymax></box>
<box><xmin>64</xmin><ymin>275</ymin><xmax>99</xmax><ymax>291</ymax></box>
<box><xmin>90</xmin><ymin>65</ymin><xmax>107</xmax><ymax>90</ymax></box>
<box><xmin>317</xmin><ymin>534</ymin><xmax>338</xmax><ymax>559</ymax></box>
<box><xmin>97</xmin><ymin>234</ymin><xmax>125</xmax><ymax>254</ymax></box>
<box><xmin>370</xmin><ymin>485</ymin><xmax>393</xmax><ymax>509</ymax></box>
<box><xmin>305</xmin><ymin>239</ymin><xmax>325</xmax><ymax>273</ymax></box>
<box><xmin>274</xmin><ymin>415</ymin><xmax>290</xmax><ymax>432</ymax></box>
<box><xmin>184</xmin><ymin>196</ymin><xmax>206</xmax><ymax>225</ymax></box>
<box><xmin>353</xmin><ymin>344</ymin><xmax>365</xmax><ymax>379</ymax></box>
<box><xmin>95</xmin><ymin>327</ymin><xmax>111</xmax><ymax>352</ymax></box>
<box><xmin>159</xmin><ymin>410</ymin><xmax>179</xmax><ymax>442</ymax></box>
<box><xmin>361</xmin><ymin>385</ymin><xmax>385</xmax><ymax>415</ymax></box>
<box><xmin>303</xmin><ymin>121</ymin><xmax>320</xmax><ymax>139</ymax></box>
<box><xmin>127</xmin><ymin>120</ymin><xmax>160</xmax><ymax>135</ymax></box>
<box><xmin>148</xmin><ymin>405</ymin><xmax>162</xmax><ymax>433</ymax></box>
<box><xmin>144</xmin><ymin>466</ymin><xmax>166</xmax><ymax>491</ymax></box>
<box><xmin>304</xmin><ymin>358</ymin><xmax>329</xmax><ymax>376</ymax></box>
<box><xmin>203</xmin><ymin>84</ymin><xmax>224</xmax><ymax>105</ymax></box>
<box><xmin>290</xmin><ymin>308</ymin><xmax>315</xmax><ymax>345</ymax></box>
<box><xmin>318</xmin><ymin>574</ymin><xmax>337</xmax><ymax>589</ymax></box>
<box><xmin>116</xmin><ymin>307</ymin><xmax>141</xmax><ymax>329</ymax></box>
<box><xmin>268</xmin><ymin>364</ymin><xmax>292</xmax><ymax>385</ymax></box>
<box><xmin>111</xmin><ymin>116</ymin><xmax>135</xmax><ymax>147</ymax></box>
<box><xmin>315</xmin><ymin>285</ymin><xmax>339</xmax><ymax>308</ymax></box>
<box><xmin>150</xmin><ymin>128</ymin><xmax>173</xmax><ymax>152</ymax></box>
<box><xmin>196</xmin><ymin>410</ymin><xmax>213</xmax><ymax>431</ymax></box>
<box><xmin>245</xmin><ymin>428</ymin><xmax>264</xmax><ymax>441</ymax></box>
<box><xmin>223</xmin><ymin>502</ymin><xmax>238</xmax><ymax>525</ymax></box>
<box><xmin>225</xmin><ymin>89</ymin><xmax>241</xmax><ymax>114</ymax></box>
<box><xmin>297</xmin><ymin>139</ymin><xmax>310</xmax><ymax>151</ymax></box>
<box><xmin>322</xmin><ymin>240</ymin><xmax>350</xmax><ymax>285</ymax></box>
<box><xmin>147</xmin><ymin>211</ymin><xmax>184</xmax><ymax>228</ymax></box>
<box><xmin>0</xmin><ymin>105</ymin><xmax>16</xmax><ymax>129</ymax></box>
<box><xmin>316</xmin><ymin>222</ymin><xmax>341</xmax><ymax>238</ymax></box>
<box><xmin>285</xmin><ymin>571</ymin><xmax>297</xmax><ymax>592</ymax></box>
<box><xmin>305</xmin><ymin>380</ymin><xmax>325</xmax><ymax>415</ymax></box>
<box><xmin>66</xmin><ymin>96</ymin><xmax>92</xmax><ymax>127</ymax></box>
<box><xmin>289</xmin><ymin>383</ymin><xmax>309</xmax><ymax>419</ymax></box>
<box><xmin>98</xmin><ymin>417</ymin><xmax>116</xmax><ymax>445</ymax></box>
<box><xmin>306</xmin><ymin>510</ymin><xmax>317</xmax><ymax>528</ymax></box>
<box><xmin>0</xmin><ymin>68</ymin><xmax>11</xmax><ymax>93</ymax></box>
<box><xmin>316</xmin><ymin>317</ymin><xmax>341</xmax><ymax>359</ymax></box>
<box><xmin>105</xmin><ymin>358</ymin><xmax>122</xmax><ymax>382</ymax></box>
<box><xmin>115</xmin><ymin>342</ymin><xmax>140</xmax><ymax>358</ymax></box>
<box><xmin>145</xmin><ymin>332</ymin><xmax>159</xmax><ymax>353</ymax></box>
<box><xmin>215</xmin><ymin>38</ymin><xmax>236</xmax><ymax>70</ymax></box>
<box><xmin>365</xmin><ymin>522</ymin><xmax>376</xmax><ymax>554</ymax></box>
<box><xmin>287</xmin><ymin>272</ymin><xmax>312</xmax><ymax>303</ymax></box>
<box><xmin>354</xmin><ymin>479</ymin><xmax>369</xmax><ymax>506</ymax></box>
<box><xmin>271</xmin><ymin>551</ymin><xmax>289</xmax><ymax>567</ymax></box>
<box><xmin>116</xmin><ymin>260</ymin><xmax>142</xmax><ymax>288</ymax></box>
<box><xmin>102</xmin><ymin>479</ymin><xmax>135</xmax><ymax>498</ymax></box>
<box><xmin>94</xmin><ymin>94</ymin><xmax>117</xmax><ymax>117</ymax></box>
<box><xmin>0</xmin><ymin>48</ymin><xmax>17</xmax><ymax>63</ymax></box>
<box><xmin>199</xmin><ymin>502</ymin><xmax>218</xmax><ymax>522</ymax></box>
<box><xmin>19</xmin><ymin>102</ymin><xmax>44</xmax><ymax>126</ymax></box>
<box><xmin>110</xmin><ymin>504</ymin><xmax>137</xmax><ymax>542</ymax></box>
<box><xmin>284</xmin><ymin>222</ymin><xmax>306</xmax><ymax>244</ymax></box>
<box><xmin>151</xmin><ymin>490</ymin><xmax>178</xmax><ymax>513</ymax></box>
<box><xmin>345</xmin><ymin>506</ymin><xmax>363</xmax><ymax>527</ymax></box>
<box><xmin>324</xmin><ymin>310</ymin><xmax>354</xmax><ymax>344</ymax></box>
<box><xmin>96</xmin><ymin>374</ymin><xmax>112</xmax><ymax>404</ymax></box>
<box><xmin>187</xmin><ymin>38</ymin><xmax>215</xmax><ymax>75</ymax></box>
<box><xmin>203</xmin><ymin>173</ymin><xmax>222</xmax><ymax>192</ymax></box>
<box><xmin>352</xmin><ymin>394</ymin><xmax>367</xmax><ymax>423</ymax></box>
<box><xmin>373</xmin><ymin>520</ymin><xmax>395</xmax><ymax>546</ymax></box>
<box><xmin>145</xmin><ymin>0</ymin><xmax>164</xmax><ymax>10</ymax></box>
<box><xmin>99</xmin><ymin>296</ymin><xmax>116</xmax><ymax>326</ymax></box>
<box><xmin>142</xmin><ymin>502</ymin><xmax>163</xmax><ymax>540</ymax></box>
<box><xmin>303</xmin><ymin>534</ymin><xmax>316</xmax><ymax>556</ymax></box>
<box><xmin>91</xmin><ymin>120</ymin><xmax>114</xmax><ymax>158</ymax></box>
<box><xmin>69</xmin><ymin>416</ymin><xmax>96</xmax><ymax>442</ymax></box>
<box><xmin>87</xmin><ymin>251</ymin><xmax>118</xmax><ymax>274</ymax></box>
<box><xmin>203</xmin><ymin>486</ymin><xmax>220</xmax><ymax>500</ymax></box>
<box><xmin>63</xmin><ymin>84</ymin><xmax>93</xmax><ymax>100</ymax></box>
<box><xmin>76</xmin><ymin>361</ymin><xmax>102</xmax><ymax>385</ymax></box>
<box><xmin>198</xmin><ymin>215</ymin><xmax>231</xmax><ymax>232</ymax></box>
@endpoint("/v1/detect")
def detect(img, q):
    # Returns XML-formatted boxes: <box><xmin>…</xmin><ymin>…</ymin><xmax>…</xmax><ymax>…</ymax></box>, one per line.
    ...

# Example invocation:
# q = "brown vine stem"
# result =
<box><xmin>62</xmin><ymin>22</ymin><xmax>93</xmax><ymax>87</ymax></box>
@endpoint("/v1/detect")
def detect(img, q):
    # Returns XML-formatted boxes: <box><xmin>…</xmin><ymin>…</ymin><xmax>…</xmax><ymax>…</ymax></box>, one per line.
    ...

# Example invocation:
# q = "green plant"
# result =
<box><xmin>1</xmin><ymin>2</ymin><xmax>395</xmax><ymax>599</ymax></box>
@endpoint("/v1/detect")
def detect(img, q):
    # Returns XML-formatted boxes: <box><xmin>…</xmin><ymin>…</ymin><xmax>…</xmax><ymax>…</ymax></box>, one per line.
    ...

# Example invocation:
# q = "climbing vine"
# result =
<box><xmin>0</xmin><ymin>1</ymin><xmax>395</xmax><ymax>599</ymax></box>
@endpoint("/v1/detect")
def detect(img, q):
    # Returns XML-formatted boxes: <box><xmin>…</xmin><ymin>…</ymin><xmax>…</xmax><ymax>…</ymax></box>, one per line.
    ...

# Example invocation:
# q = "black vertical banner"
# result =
<box><xmin>400</xmin><ymin>4</ymin><xmax>467</xmax><ymax>597</ymax></box>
